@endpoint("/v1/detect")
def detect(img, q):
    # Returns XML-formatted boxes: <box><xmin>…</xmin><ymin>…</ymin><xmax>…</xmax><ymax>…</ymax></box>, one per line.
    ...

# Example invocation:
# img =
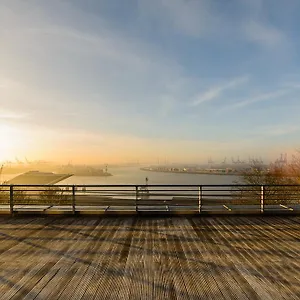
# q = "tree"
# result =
<box><xmin>233</xmin><ymin>152</ymin><xmax>300</xmax><ymax>205</ymax></box>
<box><xmin>39</xmin><ymin>187</ymin><xmax>71</xmax><ymax>205</ymax></box>
<box><xmin>0</xmin><ymin>184</ymin><xmax>9</xmax><ymax>204</ymax></box>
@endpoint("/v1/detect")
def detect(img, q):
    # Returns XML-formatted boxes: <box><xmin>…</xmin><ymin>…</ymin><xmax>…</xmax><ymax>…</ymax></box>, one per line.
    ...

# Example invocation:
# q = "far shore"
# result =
<box><xmin>140</xmin><ymin>167</ymin><xmax>240</xmax><ymax>176</ymax></box>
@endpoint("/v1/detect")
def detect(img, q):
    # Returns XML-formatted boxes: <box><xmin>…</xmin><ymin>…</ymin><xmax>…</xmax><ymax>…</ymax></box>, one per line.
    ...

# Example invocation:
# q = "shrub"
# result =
<box><xmin>39</xmin><ymin>187</ymin><xmax>72</xmax><ymax>205</ymax></box>
<box><xmin>233</xmin><ymin>153</ymin><xmax>300</xmax><ymax>205</ymax></box>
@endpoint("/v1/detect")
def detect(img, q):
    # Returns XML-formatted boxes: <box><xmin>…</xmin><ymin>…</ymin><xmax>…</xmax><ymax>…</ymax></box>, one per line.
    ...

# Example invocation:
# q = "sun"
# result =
<box><xmin>0</xmin><ymin>124</ymin><xmax>23</xmax><ymax>161</ymax></box>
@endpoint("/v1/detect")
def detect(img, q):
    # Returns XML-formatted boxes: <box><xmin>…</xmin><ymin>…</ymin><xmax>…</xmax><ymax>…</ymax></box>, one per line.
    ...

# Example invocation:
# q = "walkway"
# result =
<box><xmin>0</xmin><ymin>216</ymin><xmax>299</xmax><ymax>299</ymax></box>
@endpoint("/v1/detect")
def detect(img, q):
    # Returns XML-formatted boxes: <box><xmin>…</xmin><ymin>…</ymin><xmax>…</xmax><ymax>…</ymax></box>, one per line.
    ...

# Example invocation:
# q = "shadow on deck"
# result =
<box><xmin>0</xmin><ymin>216</ymin><xmax>299</xmax><ymax>299</ymax></box>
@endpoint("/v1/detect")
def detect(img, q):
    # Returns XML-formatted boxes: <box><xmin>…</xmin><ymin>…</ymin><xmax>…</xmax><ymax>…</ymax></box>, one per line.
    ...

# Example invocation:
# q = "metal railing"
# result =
<box><xmin>0</xmin><ymin>184</ymin><xmax>300</xmax><ymax>215</ymax></box>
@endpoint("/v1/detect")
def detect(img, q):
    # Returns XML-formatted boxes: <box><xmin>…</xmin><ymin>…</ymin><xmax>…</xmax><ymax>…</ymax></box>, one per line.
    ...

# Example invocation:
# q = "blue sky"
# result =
<box><xmin>1</xmin><ymin>0</ymin><xmax>300</xmax><ymax>163</ymax></box>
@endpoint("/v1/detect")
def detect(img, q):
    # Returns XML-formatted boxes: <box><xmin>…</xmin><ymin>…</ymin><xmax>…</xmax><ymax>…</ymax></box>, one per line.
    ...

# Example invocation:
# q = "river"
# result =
<box><xmin>1</xmin><ymin>166</ymin><xmax>240</xmax><ymax>185</ymax></box>
<box><xmin>61</xmin><ymin>167</ymin><xmax>239</xmax><ymax>185</ymax></box>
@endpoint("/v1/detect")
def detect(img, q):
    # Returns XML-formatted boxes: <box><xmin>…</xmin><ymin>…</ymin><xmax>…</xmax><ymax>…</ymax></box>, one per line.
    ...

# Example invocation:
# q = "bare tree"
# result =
<box><xmin>233</xmin><ymin>152</ymin><xmax>300</xmax><ymax>205</ymax></box>
<box><xmin>39</xmin><ymin>187</ymin><xmax>71</xmax><ymax>205</ymax></box>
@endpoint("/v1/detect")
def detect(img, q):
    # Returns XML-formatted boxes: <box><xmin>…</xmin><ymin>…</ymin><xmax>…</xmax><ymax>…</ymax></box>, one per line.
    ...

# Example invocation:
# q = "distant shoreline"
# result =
<box><xmin>140</xmin><ymin>167</ymin><xmax>240</xmax><ymax>176</ymax></box>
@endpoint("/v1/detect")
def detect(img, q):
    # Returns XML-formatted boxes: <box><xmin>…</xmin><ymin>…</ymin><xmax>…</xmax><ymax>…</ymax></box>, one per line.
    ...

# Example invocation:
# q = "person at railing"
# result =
<box><xmin>139</xmin><ymin>177</ymin><xmax>150</xmax><ymax>200</ymax></box>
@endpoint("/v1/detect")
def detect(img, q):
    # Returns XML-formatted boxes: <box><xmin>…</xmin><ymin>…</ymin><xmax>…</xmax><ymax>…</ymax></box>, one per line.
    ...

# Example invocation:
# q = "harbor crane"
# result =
<box><xmin>208</xmin><ymin>157</ymin><xmax>214</xmax><ymax>164</ymax></box>
<box><xmin>15</xmin><ymin>157</ymin><xmax>24</xmax><ymax>164</ymax></box>
<box><xmin>25</xmin><ymin>157</ymin><xmax>32</xmax><ymax>165</ymax></box>
<box><xmin>0</xmin><ymin>164</ymin><xmax>4</xmax><ymax>184</ymax></box>
<box><xmin>275</xmin><ymin>153</ymin><xmax>287</xmax><ymax>166</ymax></box>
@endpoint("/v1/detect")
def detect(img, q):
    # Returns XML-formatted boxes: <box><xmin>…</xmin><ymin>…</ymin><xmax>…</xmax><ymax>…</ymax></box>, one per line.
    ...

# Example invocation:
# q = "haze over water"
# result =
<box><xmin>58</xmin><ymin>167</ymin><xmax>239</xmax><ymax>185</ymax></box>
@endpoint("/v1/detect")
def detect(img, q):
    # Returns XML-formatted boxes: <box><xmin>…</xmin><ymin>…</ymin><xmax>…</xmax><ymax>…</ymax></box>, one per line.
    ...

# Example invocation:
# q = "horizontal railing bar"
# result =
<box><xmin>4</xmin><ymin>193</ymin><xmax>300</xmax><ymax>196</ymax></box>
<box><xmin>3</xmin><ymin>183</ymin><xmax>300</xmax><ymax>215</ymax></box>
<box><xmin>3</xmin><ymin>184</ymin><xmax>300</xmax><ymax>187</ymax></box>
<box><xmin>11</xmin><ymin>193</ymin><xmax>296</xmax><ymax>197</ymax></box>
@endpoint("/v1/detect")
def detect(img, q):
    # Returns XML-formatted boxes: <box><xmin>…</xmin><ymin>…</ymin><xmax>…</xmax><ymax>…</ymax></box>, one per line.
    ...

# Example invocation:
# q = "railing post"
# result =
<box><xmin>135</xmin><ymin>186</ymin><xmax>139</xmax><ymax>213</ymax></box>
<box><xmin>260</xmin><ymin>185</ymin><xmax>264</xmax><ymax>213</ymax></box>
<box><xmin>72</xmin><ymin>185</ymin><xmax>76</xmax><ymax>214</ymax></box>
<box><xmin>10</xmin><ymin>185</ymin><xmax>14</xmax><ymax>215</ymax></box>
<box><xmin>198</xmin><ymin>186</ymin><xmax>202</xmax><ymax>213</ymax></box>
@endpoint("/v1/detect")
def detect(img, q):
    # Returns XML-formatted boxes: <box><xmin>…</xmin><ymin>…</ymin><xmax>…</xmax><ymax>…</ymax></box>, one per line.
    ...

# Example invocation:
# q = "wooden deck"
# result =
<box><xmin>0</xmin><ymin>216</ymin><xmax>299</xmax><ymax>299</ymax></box>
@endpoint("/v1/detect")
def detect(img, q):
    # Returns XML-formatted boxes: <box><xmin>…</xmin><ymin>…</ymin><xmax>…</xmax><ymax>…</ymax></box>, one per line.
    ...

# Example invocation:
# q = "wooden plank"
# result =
<box><xmin>217</xmin><ymin>217</ymin><xmax>299</xmax><ymax>299</ymax></box>
<box><xmin>79</xmin><ymin>219</ymin><xmax>130</xmax><ymax>300</ymax></box>
<box><xmin>0</xmin><ymin>216</ymin><xmax>299</xmax><ymax>299</ymax></box>
<box><xmin>0</xmin><ymin>218</ymin><xmax>80</xmax><ymax>297</ymax></box>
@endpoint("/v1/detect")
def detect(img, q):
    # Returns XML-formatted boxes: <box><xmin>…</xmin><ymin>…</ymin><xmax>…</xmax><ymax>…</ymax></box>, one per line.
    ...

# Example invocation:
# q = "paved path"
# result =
<box><xmin>0</xmin><ymin>216</ymin><xmax>299</xmax><ymax>299</ymax></box>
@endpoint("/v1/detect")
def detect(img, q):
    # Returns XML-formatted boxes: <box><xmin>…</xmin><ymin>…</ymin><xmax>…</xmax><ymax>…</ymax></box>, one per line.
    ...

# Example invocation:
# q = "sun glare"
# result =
<box><xmin>0</xmin><ymin>124</ymin><xmax>23</xmax><ymax>161</ymax></box>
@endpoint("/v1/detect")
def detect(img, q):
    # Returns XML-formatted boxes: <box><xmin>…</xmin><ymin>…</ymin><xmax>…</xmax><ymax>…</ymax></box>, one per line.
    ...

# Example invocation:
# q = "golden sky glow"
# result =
<box><xmin>0</xmin><ymin>121</ymin><xmax>294</xmax><ymax>164</ymax></box>
<box><xmin>1</xmin><ymin>1</ymin><xmax>300</xmax><ymax>165</ymax></box>
<box><xmin>0</xmin><ymin>124</ymin><xmax>24</xmax><ymax>161</ymax></box>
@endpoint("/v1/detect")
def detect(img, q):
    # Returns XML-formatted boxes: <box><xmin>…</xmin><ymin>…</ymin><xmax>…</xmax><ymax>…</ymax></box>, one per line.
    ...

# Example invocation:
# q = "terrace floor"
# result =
<box><xmin>0</xmin><ymin>216</ymin><xmax>299</xmax><ymax>299</ymax></box>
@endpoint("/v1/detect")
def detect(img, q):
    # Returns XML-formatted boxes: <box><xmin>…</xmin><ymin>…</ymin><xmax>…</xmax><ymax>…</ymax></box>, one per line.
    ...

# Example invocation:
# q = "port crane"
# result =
<box><xmin>0</xmin><ymin>164</ymin><xmax>4</xmax><ymax>184</ymax></box>
<box><xmin>25</xmin><ymin>157</ymin><xmax>32</xmax><ymax>165</ymax></box>
<box><xmin>275</xmin><ymin>153</ymin><xmax>287</xmax><ymax>166</ymax></box>
<box><xmin>15</xmin><ymin>157</ymin><xmax>24</xmax><ymax>164</ymax></box>
<box><xmin>208</xmin><ymin>157</ymin><xmax>214</xmax><ymax>164</ymax></box>
<box><xmin>232</xmin><ymin>156</ymin><xmax>242</xmax><ymax>164</ymax></box>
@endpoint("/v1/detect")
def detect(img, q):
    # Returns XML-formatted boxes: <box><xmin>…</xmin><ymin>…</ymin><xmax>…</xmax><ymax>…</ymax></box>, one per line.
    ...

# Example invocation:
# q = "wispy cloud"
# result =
<box><xmin>0</xmin><ymin>5</ymin><xmax>183</xmax><ymax>126</ymax></box>
<box><xmin>254</xmin><ymin>124</ymin><xmax>300</xmax><ymax>137</ymax></box>
<box><xmin>229</xmin><ymin>86</ymin><xmax>300</xmax><ymax>110</ymax></box>
<box><xmin>0</xmin><ymin>109</ymin><xmax>27</xmax><ymax>120</ymax></box>
<box><xmin>4</xmin><ymin>25</ymin><xmax>178</xmax><ymax>76</ymax></box>
<box><xmin>0</xmin><ymin>78</ymin><xmax>22</xmax><ymax>89</ymax></box>
<box><xmin>1</xmin><ymin>0</ymin><xmax>299</xmax><ymax>162</ymax></box>
<box><xmin>139</xmin><ymin>0</ymin><xmax>291</xmax><ymax>54</ymax></box>
<box><xmin>231</xmin><ymin>89</ymin><xmax>288</xmax><ymax>109</ymax></box>
<box><xmin>190</xmin><ymin>76</ymin><xmax>248</xmax><ymax>107</ymax></box>
<box><xmin>282</xmin><ymin>82</ymin><xmax>300</xmax><ymax>89</ymax></box>
<box><xmin>138</xmin><ymin>0</ymin><xmax>218</xmax><ymax>38</ymax></box>
<box><xmin>243</xmin><ymin>20</ymin><xmax>287</xmax><ymax>47</ymax></box>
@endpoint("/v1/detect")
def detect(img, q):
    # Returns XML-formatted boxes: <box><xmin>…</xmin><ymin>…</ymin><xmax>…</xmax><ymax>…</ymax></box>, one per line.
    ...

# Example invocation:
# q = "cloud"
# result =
<box><xmin>1</xmin><ymin>0</ymin><xmax>299</xmax><ymax>162</ymax></box>
<box><xmin>0</xmin><ymin>109</ymin><xmax>27</xmax><ymax>120</ymax></box>
<box><xmin>229</xmin><ymin>88</ymin><xmax>297</xmax><ymax>109</ymax></box>
<box><xmin>190</xmin><ymin>76</ymin><xmax>248</xmax><ymax>106</ymax></box>
<box><xmin>0</xmin><ymin>78</ymin><xmax>22</xmax><ymax>89</ymax></box>
<box><xmin>254</xmin><ymin>124</ymin><xmax>300</xmax><ymax>137</ymax></box>
<box><xmin>0</xmin><ymin>3</ymin><xmax>184</xmax><ymax>127</ymax></box>
<box><xmin>282</xmin><ymin>82</ymin><xmax>300</xmax><ymax>89</ymax></box>
<box><xmin>243</xmin><ymin>20</ymin><xmax>287</xmax><ymax>47</ymax></box>
<box><xmin>157</xmin><ymin>95</ymin><xmax>177</xmax><ymax>117</ymax></box>
<box><xmin>23</xmin><ymin>125</ymin><xmax>264</xmax><ymax>163</ymax></box>
<box><xmin>138</xmin><ymin>0</ymin><xmax>291</xmax><ymax>53</ymax></box>
<box><xmin>4</xmin><ymin>25</ymin><xmax>178</xmax><ymax>76</ymax></box>
<box><xmin>138</xmin><ymin>0</ymin><xmax>218</xmax><ymax>38</ymax></box>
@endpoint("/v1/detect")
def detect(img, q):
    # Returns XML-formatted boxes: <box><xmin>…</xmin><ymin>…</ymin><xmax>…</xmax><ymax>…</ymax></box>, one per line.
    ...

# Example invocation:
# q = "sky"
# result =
<box><xmin>1</xmin><ymin>0</ymin><xmax>300</xmax><ymax>164</ymax></box>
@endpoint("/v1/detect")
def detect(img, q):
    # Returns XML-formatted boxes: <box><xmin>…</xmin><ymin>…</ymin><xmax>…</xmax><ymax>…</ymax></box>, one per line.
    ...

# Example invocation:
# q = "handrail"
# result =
<box><xmin>0</xmin><ymin>184</ymin><xmax>299</xmax><ymax>215</ymax></box>
<box><xmin>2</xmin><ymin>184</ymin><xmax>300</xmax><ymax>187</ymax></box>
